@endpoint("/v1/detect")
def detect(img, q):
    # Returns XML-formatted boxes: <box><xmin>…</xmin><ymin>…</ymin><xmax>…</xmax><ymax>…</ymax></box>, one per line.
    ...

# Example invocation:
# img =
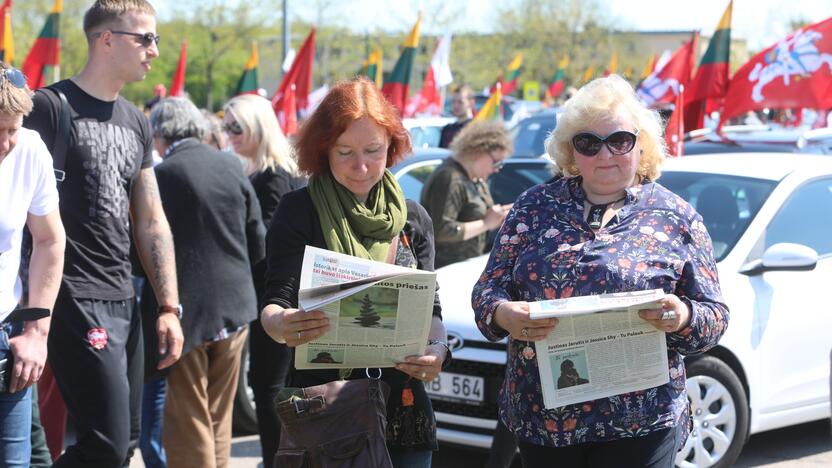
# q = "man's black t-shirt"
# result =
<box><xmin>438</xmin><ymin>118</ymin><xmax>471</xmax><ymax>149</ymax></box>
<box><xmin>23</xmin><ymin>79</ymin><xmax>154</xmax><ymax>300</ymax></box>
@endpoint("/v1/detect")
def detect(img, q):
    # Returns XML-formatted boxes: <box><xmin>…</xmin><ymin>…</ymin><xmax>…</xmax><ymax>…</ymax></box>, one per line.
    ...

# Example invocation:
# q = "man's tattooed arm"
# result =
<box><xmin>131</xmin><ymin>167</ymin><xmax>179</xmax><ymax>306</ymax></box>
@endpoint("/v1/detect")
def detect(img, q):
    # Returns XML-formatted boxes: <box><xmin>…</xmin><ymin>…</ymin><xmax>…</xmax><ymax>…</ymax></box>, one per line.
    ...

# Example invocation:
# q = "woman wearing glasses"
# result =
<box><xmin>420</xmin><ymin>120</ymin><xmax>512</xmax><ymax>268</ymax></box>
<box><xmin>260</xmin><ymin>77</ymin><xmax>448</xmax><ymax>468</ymax></box>
<box><xmin>471</xmin><ymin>75</ymin><xmax>729</xmax><ymax>467</ymax></box>
<box><xmin>221</xmin><ymin>94</ymin><xmax>305</xmax><ymax>467</ymax></box>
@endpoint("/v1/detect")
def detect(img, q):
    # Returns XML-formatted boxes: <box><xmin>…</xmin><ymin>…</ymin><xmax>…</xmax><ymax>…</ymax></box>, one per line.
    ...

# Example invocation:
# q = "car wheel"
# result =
<box><xmin>232</xmin><ymin>336</ymin><xmax>258</xmax><ymax>435</ymax></box>
<box><xmin>675</xmin><ymin>356</ymin><xmax>749</xmax><ymax>468</ymax></box>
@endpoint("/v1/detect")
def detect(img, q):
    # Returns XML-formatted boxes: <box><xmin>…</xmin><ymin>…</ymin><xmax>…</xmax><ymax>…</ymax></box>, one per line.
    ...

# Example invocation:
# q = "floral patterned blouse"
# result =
<box><xmin>471</xmin><ymin>176</ymin><xmax>729</xmax><ymax>447</ymax></box>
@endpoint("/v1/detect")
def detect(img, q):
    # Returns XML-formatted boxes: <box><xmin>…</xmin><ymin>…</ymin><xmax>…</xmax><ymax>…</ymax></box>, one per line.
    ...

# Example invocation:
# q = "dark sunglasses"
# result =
<box><xmin>571</xmin><ymin>130</ymin><xmax>639</xmax><ymax>157</ymax></box>
<box><xmin>223</xmin><ymin>121</ymin><xmax>244</xmax><ymax>136</ymax></box>
<box><xmin>94</xmin><ymin>30</ymin><xmax>160</xmax><ymax>47</ymax></box>
<box><xmin>0</xmin><ymin>68</ymin><xmax>27</xmax><ymax>89</ymax></box>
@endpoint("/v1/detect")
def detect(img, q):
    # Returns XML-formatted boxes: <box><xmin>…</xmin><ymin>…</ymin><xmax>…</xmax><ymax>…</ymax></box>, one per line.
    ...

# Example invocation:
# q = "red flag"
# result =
<box><xmin>404</xmin><ymin>66</ymin><xmax>438</xmax><ymax>117</ymax></box>
<box><xmin>721</xmin><ymin>17</ymin><xmax>832</xmax><ymax>123</ymax></box>
<box><xmin>169</xmin><ymin>41</ymin><xmax>187</xmax><ymax>97</ymax></box>
<box><xmin>637</xmin><ymin>33</ymin><xmax>697</xmax><ymax>107</ymax></box>
<box><xmin>277</xmin><ymin>83</ymin><xmax>298</xmax><ymax>136</ymax></box>
<box><xmin>272</xmin><ymin>28</ymin><xmax>315</xmax><ymax>116</ymax></box>
<box><xmin>665</xmin><ymin>85</ymin><xmax>685</xmax><ymax>157</ymax></box>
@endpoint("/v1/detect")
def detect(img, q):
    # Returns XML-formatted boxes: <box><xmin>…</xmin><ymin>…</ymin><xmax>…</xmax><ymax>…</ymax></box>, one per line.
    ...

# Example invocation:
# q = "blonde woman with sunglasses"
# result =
<box><xmin>472</xmin><ymin>75</ymin><xmax>729</xmax><ymax>468</ymax></box>
<box><xmin>221</xmin><ymin>93</ymin><xmax>305</xmax><ymax>467</ymax></box>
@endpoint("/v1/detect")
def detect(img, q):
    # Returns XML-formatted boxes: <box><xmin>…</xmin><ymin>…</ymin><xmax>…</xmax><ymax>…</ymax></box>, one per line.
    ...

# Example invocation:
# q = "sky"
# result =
<box><xmin>282</xmin><ymin>0</ymin><xmax>831</xmax><ymax>51</ymax></box>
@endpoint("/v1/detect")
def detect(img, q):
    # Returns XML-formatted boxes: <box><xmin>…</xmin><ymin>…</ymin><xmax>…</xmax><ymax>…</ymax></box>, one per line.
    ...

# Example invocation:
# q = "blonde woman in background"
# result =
<box><xmin>222</xmin><ymin>94</ymin><xmax>306</xmax><ymax>467</ymax></box>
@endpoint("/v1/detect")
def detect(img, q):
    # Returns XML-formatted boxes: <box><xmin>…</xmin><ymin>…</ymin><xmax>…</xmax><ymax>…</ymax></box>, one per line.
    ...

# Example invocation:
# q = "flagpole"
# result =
<box><xmin>282</xmin><ymin>0</ymin><xmax>289</xmax><ymax>63</ymax></box>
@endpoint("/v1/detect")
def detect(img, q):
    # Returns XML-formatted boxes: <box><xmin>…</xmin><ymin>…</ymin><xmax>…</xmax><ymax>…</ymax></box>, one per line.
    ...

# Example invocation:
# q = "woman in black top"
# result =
<box><xmin>222</xmin><ymin>94</ymin><xmax>305</xmax><ymax>467</ymax></box>
<box><xmin>260</xmin><ymin>77</ymin><xmax>448</xmax><ymax>468</ymax></box>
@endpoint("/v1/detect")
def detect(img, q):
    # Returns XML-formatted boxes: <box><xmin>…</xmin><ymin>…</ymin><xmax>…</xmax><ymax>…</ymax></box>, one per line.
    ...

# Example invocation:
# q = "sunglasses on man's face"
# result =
<box><xmin>94</xmin><ymin>30</ymin><xmax>160</xmax><ymax>48</ymax></box>
<box><xmin>223</xmin><ymin>121</ymin><xmax>244</xmax><ymax>136</ymax></box>
<box><xmin>571</xmin><ymin>130</ymin><xmax>639</xmax><ymax>157</ymax></box>
<box><xmin>0</xmin><ymin>68</ymin><xmax>27</xmax><ymax>90</ymax></box>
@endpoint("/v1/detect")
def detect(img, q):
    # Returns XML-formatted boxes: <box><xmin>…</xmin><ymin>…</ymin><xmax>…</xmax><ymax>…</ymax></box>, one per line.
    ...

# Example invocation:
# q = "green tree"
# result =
<box><xmin>355</xmin><ymin>294</ymin><xmax>381</xmax><ymax>327</ymax></box>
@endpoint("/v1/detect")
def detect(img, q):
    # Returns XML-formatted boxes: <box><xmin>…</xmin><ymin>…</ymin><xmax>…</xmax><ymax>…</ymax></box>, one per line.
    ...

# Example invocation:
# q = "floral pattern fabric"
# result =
<box><xmin>471</xmin><ymin>176</ymin><xmax>729</xmax><ymax>447</ymax></box>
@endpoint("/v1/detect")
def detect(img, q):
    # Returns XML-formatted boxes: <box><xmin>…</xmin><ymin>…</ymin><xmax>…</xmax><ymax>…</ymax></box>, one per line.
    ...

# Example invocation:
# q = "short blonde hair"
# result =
<box><xmin>545</xmin><ymin>75</ymin><xmax>665</xmax><ymax>181</ymax></box>
<box><xmin>0</xmin><ymin>64</ymin><xmax>33</xmax><ymax>116</ymax></box>
<box><xmin>450</xmin><ymin>120</ymin><xmax>513</xmax><ymax>163</ymax></box>
<box><xmin>84</xmin><ymin>0</ymin><xmax>156</xmax><ymax>35</ymax></box>
<box><xmin>223</xmin><ymin>94</ymin><xmax>297</xmax><ymax>174</ymax></box>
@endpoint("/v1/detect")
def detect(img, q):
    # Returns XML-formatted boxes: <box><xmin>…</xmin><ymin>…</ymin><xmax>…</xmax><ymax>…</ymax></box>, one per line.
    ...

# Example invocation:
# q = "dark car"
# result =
<box><xmin>509</xmin><ymin>108</ymin><xmax>559</xmax><ymax>158</ymax></box>
<box><xmin>391</xmin><ymin>148</ymin><xmax>557</xmax><ymax>204</ymax></box>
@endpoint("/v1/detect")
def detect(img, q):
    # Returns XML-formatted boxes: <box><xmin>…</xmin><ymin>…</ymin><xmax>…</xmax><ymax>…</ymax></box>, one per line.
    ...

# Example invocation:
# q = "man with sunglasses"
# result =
<box><xmin>23</xmin><ymin>1</ymin><xmax>183</xmax><ymax>467</ymax></box>
<box><xmin>0</xmin><ymin>63</ymin><xmax>66</xmax><ymax>468</ymax></box>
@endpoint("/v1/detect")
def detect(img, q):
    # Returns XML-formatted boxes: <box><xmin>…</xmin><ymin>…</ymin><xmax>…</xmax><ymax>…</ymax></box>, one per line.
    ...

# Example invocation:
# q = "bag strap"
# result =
<box><xmin>2</xmin><ymin>308</ymin><xmax>50</xmax><ymax>324</ymax></box>
<box><xmin>35</xmin><ymin>86</ymin><xmax>71</xmax><ymax>184</ymax></box>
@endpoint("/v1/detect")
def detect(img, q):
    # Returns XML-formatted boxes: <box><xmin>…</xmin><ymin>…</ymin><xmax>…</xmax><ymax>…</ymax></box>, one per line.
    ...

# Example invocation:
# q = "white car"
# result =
<box><xmin>403</xmin><ymin>117</ymin><xmax>456</xmax><ymax>149</ymax></box>
<box><xmin>428</xmin><ymin>152</ymin><xmax>832</xmax><ymax>468</ymax></box>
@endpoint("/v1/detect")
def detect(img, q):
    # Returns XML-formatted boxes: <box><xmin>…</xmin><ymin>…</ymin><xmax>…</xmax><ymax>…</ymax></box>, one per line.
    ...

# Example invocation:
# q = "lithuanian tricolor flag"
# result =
<box><xmin>546</xmin><ymin>55</ymin><xmax>569</xmax><ymax>101</ymax></box>
<box><xmin>0</xmin><ymin>0</ymin><xmax>13</xmax><ymax>64</ymax></box>
<box><xmin>685</xmin><ymin>0</ymin><xmax>732</xmax><ymax>130</ymax></box>
<box><xmin>22</xmin><ymin>0</ymin><xmax>61</xmax><ymax>89</ymax></box>
<box><xmin>234</xmin><ymin>42</ymin><xmax>259</xmax><ymax>96</ymax></box>
<box><xmin>358</xmin><ymin>47</ymin><xmax>382</xmax><ymax>89</ymax></box>
<box><xmin>474</xmin><ymin>83</ymin><xmax>501</xmax><ymax>121</ymax></box>
<box><xmin>382</xmin><ymin>13</ymin><xmax>421</xmax><ymax>112</ymax></box>
<box><xmin>499</xmin><ymin>53</ymin><xmax>524</xmax><ymax>95</ymax></box>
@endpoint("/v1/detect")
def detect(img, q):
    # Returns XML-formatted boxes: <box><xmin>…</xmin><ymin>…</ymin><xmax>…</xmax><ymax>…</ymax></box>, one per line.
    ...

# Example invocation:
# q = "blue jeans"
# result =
<box><xmin>0</xmin><ymin>322</ymin><xmax>33</xmax><ymax>467</ymax></box>
<box><xmin>140</xmin><ymin>378</ymin><xmax>167</xmax><ymax>468</ymax></box>
<box><xmin>387</xmin><ymin>447</ymin><xmax>432</xmax><ymax>468</ymax></box>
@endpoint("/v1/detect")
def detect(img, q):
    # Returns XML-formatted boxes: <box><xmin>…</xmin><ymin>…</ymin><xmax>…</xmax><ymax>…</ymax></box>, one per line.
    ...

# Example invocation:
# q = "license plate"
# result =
<box><xmin>424</xmin><ymin>372</ymin><xmax>484</xmax><ymax>403</ymax></box>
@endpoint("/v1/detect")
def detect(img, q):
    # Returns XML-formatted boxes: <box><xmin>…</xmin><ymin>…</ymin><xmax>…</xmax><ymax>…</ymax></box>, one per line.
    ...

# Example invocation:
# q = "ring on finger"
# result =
<box><xmin>421</xmin><ymin>371</ymin><xmax>427</xmax><ymax>380</ymax></box>
<box><xmin>661</xmin><ymin>310</ymin><xmax>676</xmax><ymax>321</ymax></box>
<box><xmin>297</xmin><ymin>330</ymin><xmax>302</xmax><ymax>340</ymax></box>
<box><xmin>520</xmin><ymin>327</ymin><xmax>528</xmax><ymax>337</ymax></box>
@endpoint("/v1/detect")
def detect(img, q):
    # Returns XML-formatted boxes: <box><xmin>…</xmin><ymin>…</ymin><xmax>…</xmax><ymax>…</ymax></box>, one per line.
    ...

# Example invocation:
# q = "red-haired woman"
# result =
<box><xmin>260</xmin><ymin>77</ymin><xmax>449</xmax><ymax>468</ymax></box>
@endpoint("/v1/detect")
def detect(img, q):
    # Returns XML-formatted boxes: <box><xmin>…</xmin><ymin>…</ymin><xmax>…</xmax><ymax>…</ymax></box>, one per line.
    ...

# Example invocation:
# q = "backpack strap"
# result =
<box><xmin>35</xmin><ymin>86</ymin><xmax>71</xmax><ymax>184</ymax></box>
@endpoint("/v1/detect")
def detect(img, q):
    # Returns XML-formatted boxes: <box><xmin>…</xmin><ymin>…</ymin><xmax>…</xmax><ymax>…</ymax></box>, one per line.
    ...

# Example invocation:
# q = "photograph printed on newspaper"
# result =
<box><xmin>294</xmin><ymin>246</ymin><xmax>437</xmax><ymax>370</ymax></box>
<box><xmin>530</xmin><ymin>289</ymin><xmax>671</xmax><ymax>408</ymax></box>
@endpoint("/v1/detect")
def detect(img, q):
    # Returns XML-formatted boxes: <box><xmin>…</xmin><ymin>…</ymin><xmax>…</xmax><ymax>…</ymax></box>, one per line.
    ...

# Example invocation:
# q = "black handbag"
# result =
<box><xmin>274</xmin><ymin>374</ymin><xmax>392</xmax><ymax>468</ymax></box>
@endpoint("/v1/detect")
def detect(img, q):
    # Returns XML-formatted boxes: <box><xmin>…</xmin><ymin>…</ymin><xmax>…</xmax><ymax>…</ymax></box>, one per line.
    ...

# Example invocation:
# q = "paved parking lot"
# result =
<box><xmin>130</xmin><ymin>418</ymin><xmax>832</xmax><ymax>467</ymax></box>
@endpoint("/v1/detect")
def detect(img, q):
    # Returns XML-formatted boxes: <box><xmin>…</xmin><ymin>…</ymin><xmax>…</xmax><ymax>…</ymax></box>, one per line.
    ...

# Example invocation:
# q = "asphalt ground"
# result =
<box><xmin>129</xmin><ymin>418</ymin><xmax>832</xmax><ymax>467</ymax></box>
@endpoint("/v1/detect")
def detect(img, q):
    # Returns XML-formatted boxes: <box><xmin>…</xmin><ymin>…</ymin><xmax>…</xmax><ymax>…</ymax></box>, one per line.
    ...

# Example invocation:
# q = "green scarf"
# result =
<box><xmin>308</xmin><ymin>169</ymin><xmax>407</xmax><ymax>262</ymax></box>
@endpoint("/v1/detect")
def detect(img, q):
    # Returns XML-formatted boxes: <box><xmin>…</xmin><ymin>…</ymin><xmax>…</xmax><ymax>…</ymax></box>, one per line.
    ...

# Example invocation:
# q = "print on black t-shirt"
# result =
<box><xmin>23</xmin><ymin>79</ymin><xmax>154</xmax><ymax>300</ymax></box>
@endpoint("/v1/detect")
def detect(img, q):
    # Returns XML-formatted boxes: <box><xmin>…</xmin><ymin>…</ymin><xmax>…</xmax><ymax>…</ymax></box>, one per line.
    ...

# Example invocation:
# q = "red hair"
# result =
<box><xmin>296</xmin><ymin>77</ymin><xmax>412</xmax><ymax>176</ymax></box>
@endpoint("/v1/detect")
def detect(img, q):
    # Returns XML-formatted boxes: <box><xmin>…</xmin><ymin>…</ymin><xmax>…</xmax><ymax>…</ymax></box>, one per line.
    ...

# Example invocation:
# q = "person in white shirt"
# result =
<box><xmin>0</xmin><ymin>63</ymin><xmax>65</xmax><ymax>464</ymax></box>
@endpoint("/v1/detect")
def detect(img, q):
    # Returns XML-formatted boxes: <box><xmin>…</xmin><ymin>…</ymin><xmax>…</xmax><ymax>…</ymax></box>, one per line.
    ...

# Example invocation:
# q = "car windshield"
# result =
<box><xmin>489</xmin><ymin>162</ymin><xmax>556</xmax><ymax>204</ymax></box>
<box><xmin>658</xmin><ymin>172</ymin><xmax>776</xmax><ymax>261</ymax></box>
<box><xmin>510</xmin><ymin>117</ymin><xmax>556</xmax><ymax>157</ymax></box>
<box><xmin>395</xmin><ymin>159</ymin><xmax>555</xmax><ymax>204</ymax></box>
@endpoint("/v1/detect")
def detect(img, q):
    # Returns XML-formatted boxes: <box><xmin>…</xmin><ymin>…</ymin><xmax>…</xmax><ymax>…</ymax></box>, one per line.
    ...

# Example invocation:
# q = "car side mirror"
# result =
<box><xmin>739</xmin><ymin>242</ymin><xmax>818</xmax><ymax>276</ymax></box>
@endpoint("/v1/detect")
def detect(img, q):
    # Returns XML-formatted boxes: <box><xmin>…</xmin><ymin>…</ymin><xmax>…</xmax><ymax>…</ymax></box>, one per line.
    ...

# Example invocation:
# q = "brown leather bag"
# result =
<box><xmin>274</xmin><ymin>377</ymin><xmax>392</xmax><ymax>468</ymax></box>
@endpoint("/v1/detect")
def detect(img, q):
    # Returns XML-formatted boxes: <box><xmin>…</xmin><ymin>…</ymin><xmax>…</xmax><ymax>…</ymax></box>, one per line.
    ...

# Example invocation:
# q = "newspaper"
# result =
<box><xmin>294</xmin><ymin>246</ymin><xmax>437</xmax><ymax>370</ymax></box>
<box><xmin>530</xmin><ymin>290</ymin><xmax>670</xmax><ymax>408</ymax></box>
